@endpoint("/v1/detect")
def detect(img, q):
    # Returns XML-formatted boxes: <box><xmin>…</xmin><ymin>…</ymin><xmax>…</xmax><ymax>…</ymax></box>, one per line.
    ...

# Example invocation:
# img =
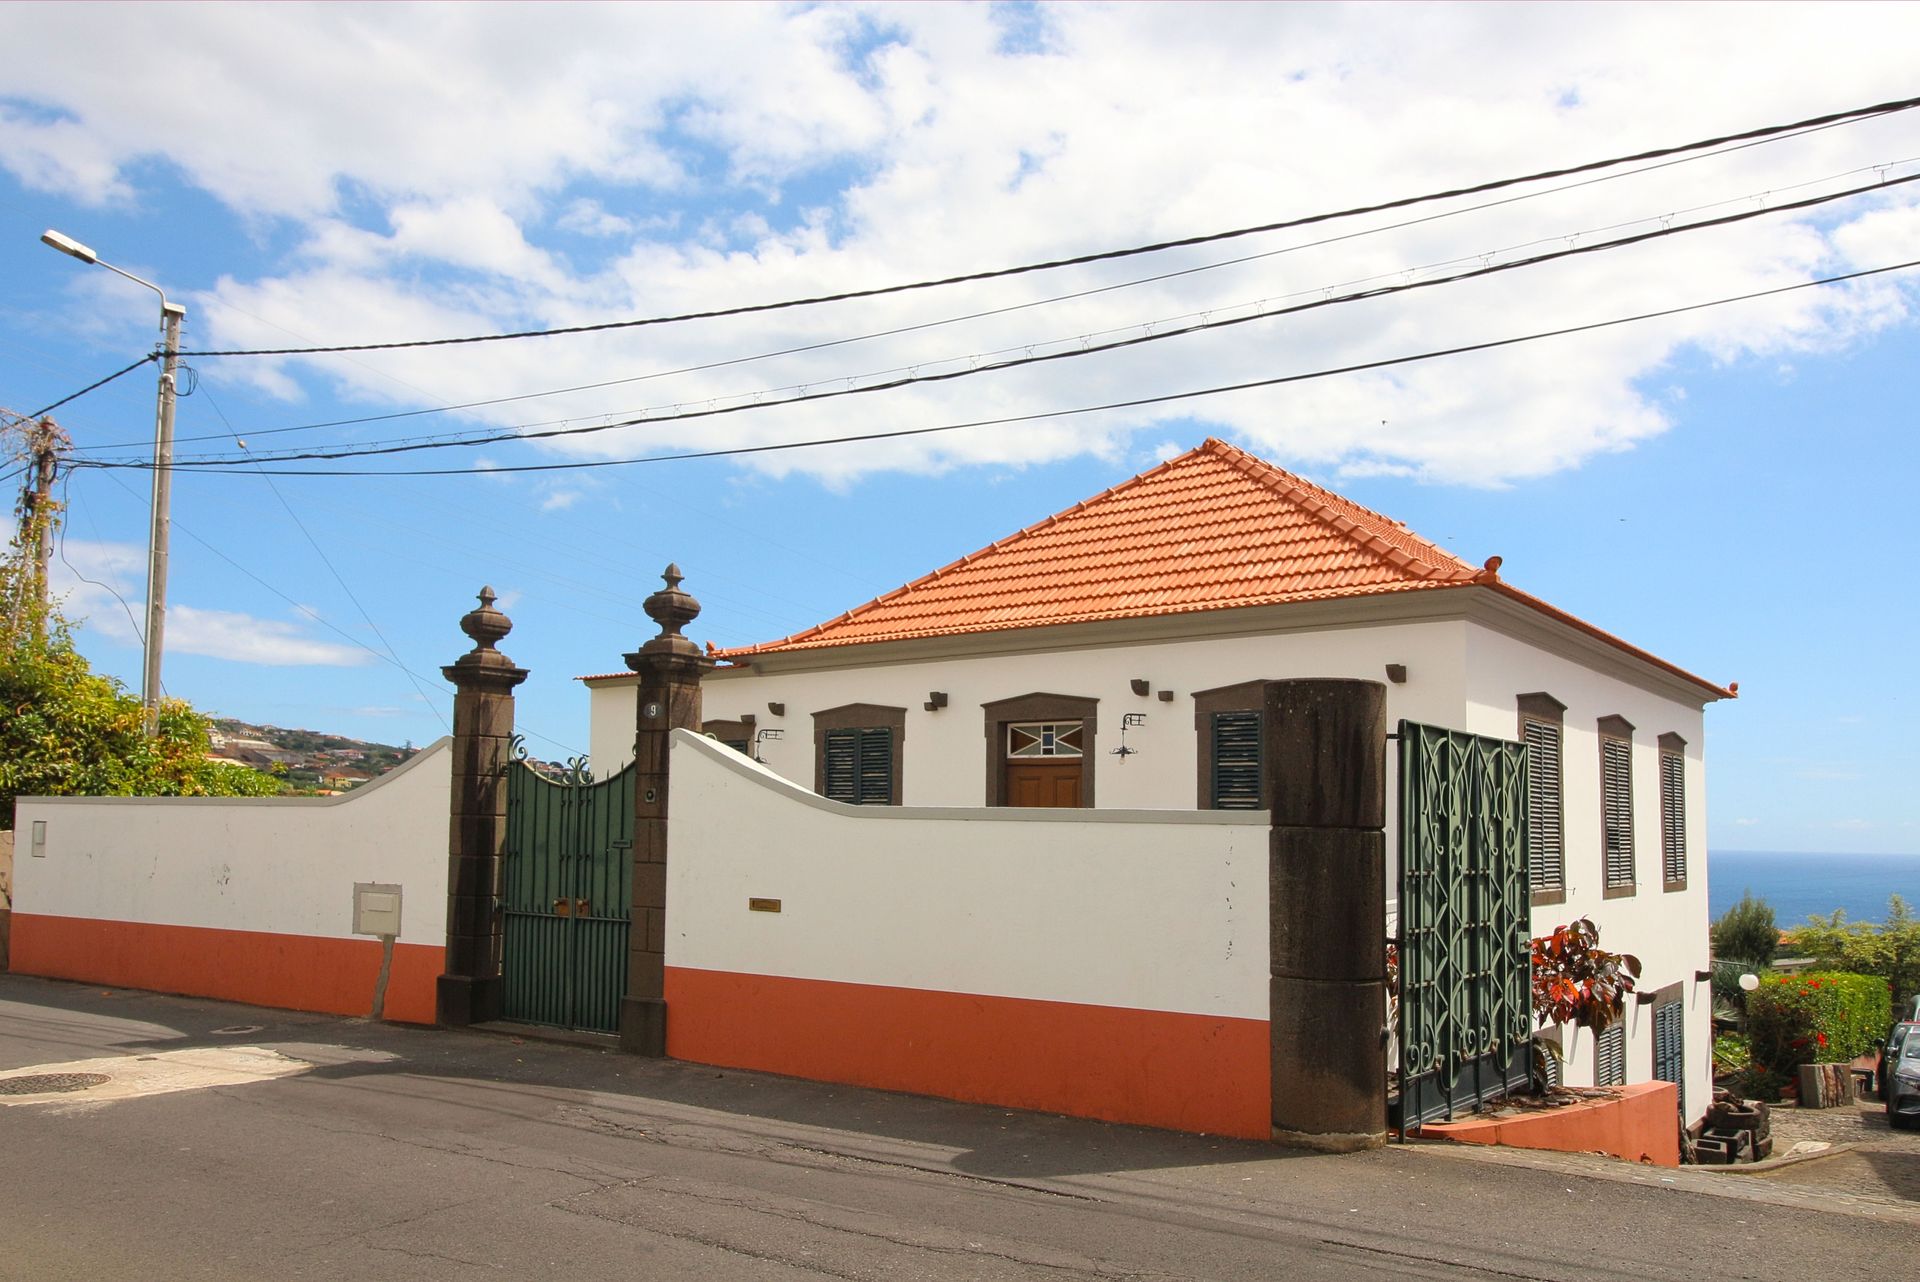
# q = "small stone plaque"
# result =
<box><xmin>747</xmin><ymin>898</ymin><xmax>782</xmax><ymax>913</ymax></box>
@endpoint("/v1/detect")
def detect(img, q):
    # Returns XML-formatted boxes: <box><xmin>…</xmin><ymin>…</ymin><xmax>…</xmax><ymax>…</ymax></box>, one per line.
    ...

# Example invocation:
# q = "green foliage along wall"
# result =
<box><xmin>1747</xmin><ymin>971</ymin><xmax>1890</xmax><ymax>1086</ymax></box>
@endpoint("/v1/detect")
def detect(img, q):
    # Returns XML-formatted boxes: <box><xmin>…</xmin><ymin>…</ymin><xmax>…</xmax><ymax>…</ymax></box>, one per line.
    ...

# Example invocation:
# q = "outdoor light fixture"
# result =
<box><xmin>1636</xmin><ymin>992</ymin><xmax>1656</xmax><ymax>1006</ymax></box>
<box><xmin>1739</xmin><ymin>973</ymin><xmax>1761</xmax><ymax>992</ymax></box>
<box><xmin>1111</xmin><ymin>712</ymin><xmax>1147</xmax><ymax>762</ymax></box>
<box><xmin>40</xmin><ymin>229</ymin><xmax>97</xmax><ymax>263</ymax></box>
<box><xmin>766</xmin><ymin>702</ymin><xmax>785</xmax><ymax>717</ymax></box>
<box><xmin>1385</xmin><ymin>664</ymin><xmax>1408</xmax><ymax>684</ymax></box>
<box><xmin>924</xmin><ymin>691</ymin><xmax>948</xmax><ymax>711</ymax></box>
<box><xmin>1695</xmin><ymin>970</ymin><xmax>1713</xmax><ymax>982</ymax></box>
<box><xmin>41</xmin><ymin>227</ymin><xmax>185</xmax><ymax>737</ymax></box>
<box><xmin>1130</xmin><ymin>678</ymin><xmax>1150</xmax><ymax>696</ymax></box>
<box><xmin>1157</xmin><ymin>689</ymin><xmax>1174</xmax><ymax>702</ymax></box>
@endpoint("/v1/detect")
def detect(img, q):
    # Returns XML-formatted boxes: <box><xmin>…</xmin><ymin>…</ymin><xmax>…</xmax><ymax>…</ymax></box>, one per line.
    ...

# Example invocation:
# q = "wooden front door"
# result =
<box><xmin>1005</xmin><ymin>761</ymin><xmax>1082</xmax><ymax>808</ymax></box>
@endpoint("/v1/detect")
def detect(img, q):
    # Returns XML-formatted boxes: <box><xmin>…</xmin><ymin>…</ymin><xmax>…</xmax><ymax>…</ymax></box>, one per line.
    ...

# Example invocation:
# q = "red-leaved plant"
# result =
<box><xmin>1531</xmin><ymin>918</ymin><xmax>1642</xmax><ymax>1034</ymax></box>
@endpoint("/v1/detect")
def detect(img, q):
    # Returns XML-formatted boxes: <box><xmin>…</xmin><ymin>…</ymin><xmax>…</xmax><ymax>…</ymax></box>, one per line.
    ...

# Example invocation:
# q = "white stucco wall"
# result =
<box><xmin>1462</xmin><ymin>621</ymin><xmax>1714</xmax><ymax>1120</ymax></box>
<box><xmin>667</xmin><ymin>730</ymin><xmax>1270</xmax><ymax>1018</ymax></box>
<box><xmin>595</xmin><ymin>617</ymin><xmax>1469</xmax><ymax>812</ymax></box>
<box><xmin>12</xmin><ymin>739</ymin><xmax>451</xmax><ymax>948</ymax></box>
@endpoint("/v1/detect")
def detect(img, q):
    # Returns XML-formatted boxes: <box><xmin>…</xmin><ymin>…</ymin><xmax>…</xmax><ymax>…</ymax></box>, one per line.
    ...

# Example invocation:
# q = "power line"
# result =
<box><xmin>80</xmin><ymin>259</ymin><xmax>1918</xmax><ymax>479</ymax></box>
<box><xmin>10</xmin><ymin>354</ymin><xmax>156</xmax><ymax>423</ymax></box>
<box><xmin>74</xmin><ymin>119</ymin><xmax>1904</xmax><ymax>456</ymax></box>
<box><xmin>175</xmin><ymin>93</ymin><xmax>1920</xmax><ymax>359</ymax></box>
<box><xmin>131</xmin><ymin>173</ymin><xmax>1920</xmax><ymax>469</ymax></box>
<box><xmin>198</xmin><ymin>384</ymin><xmax>452</xmax><ymax>735</ymax></box>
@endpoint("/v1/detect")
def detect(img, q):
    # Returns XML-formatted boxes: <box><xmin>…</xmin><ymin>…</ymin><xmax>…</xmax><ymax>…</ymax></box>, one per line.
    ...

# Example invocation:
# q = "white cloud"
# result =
<box><xmin>47</xmin><ymin>537</ymin><xmax>370</xmax><ymax>667</ymax></box>
<box><xmin>556</xmin><ymin>199</ymin><xmax>634</xmax><ymax>238</ymax></box>
<box><xmin>6</xmin><ymin>2</ymin><xmax>1918</xmax><ymax>487</ymax></box>
<box><xmin>165</xmin><ymin>605</ymin><xmax>372</xmax><ymax>667</ymax></box>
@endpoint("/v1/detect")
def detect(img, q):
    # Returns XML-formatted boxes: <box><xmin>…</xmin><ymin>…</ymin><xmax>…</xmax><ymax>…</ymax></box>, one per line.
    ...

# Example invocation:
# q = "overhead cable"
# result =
<box><xmin>175</xmin><ymin>93</ymin><xmax>1920</xmax><ymax>358</ymax></box>
<box><xmin>13</xmin><ymin>354</ymin><xmax>156</xmax><ymax>422</ymax></box>
<box><xmin>136</xmin><ymin>173</ymin><xmax>1920</xmax><ymax>468</ymax></box>
<box><xmin>76</xmin><ymin>259</ymin><xmax>1918</xmax><ymax>479</ymax></box>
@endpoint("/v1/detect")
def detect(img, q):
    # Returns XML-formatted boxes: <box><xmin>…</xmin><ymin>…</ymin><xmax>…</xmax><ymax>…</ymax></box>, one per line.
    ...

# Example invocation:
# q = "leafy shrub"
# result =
<box><xmin>1746</xmin><ymin>971</ymin><xmax>1889</xmax><ymax>1084</ymax></box>
<box><xmin>1532</xmin><ymin>918</ymin><xmax>1641</xmax><ymax>1033</ymax></box>
<box><xmin>1712</xmin><ymin>1031</ymin><xmax>1750</xmax><ymax>1075</ymax></box>
<box><xmin>1792</xmin><ymin>897</ymin><xmax>1920</xmax><ymax>1022</ymax></box>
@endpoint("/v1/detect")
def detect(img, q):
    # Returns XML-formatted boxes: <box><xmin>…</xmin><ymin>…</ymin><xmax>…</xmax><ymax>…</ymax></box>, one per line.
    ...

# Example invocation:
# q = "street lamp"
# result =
<box><xmin>41</xmin><ymin>228</ymin><xmax>185</xmax><ymax>736</ymax></box>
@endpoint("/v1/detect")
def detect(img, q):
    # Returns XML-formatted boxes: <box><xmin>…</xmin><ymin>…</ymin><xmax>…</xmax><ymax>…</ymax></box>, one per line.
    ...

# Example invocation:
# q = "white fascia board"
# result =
<box><xmin>710</xmin><ymin>587</ymin><xmax>1723</xmax><ymax>707</ymax></box>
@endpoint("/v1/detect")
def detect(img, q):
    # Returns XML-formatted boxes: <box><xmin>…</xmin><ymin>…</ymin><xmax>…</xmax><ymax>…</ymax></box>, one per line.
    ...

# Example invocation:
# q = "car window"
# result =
<box><xmin>1904</xmin><ymin>1039</ymin><xmax>1920</xmax><ymax>1061</ymax></box>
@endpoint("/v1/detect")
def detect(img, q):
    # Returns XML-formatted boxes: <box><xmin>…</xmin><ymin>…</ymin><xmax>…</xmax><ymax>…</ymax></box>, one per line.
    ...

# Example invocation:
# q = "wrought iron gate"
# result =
<box><xmin>1395</xmin><ymin>720</ymin><xmax>1532</xmax><ymax>1130</ymax></box>
<box><xmin>500</xmin><ymin>751</ymin><xmax>635</xmax><ymax>1033</ymax></box>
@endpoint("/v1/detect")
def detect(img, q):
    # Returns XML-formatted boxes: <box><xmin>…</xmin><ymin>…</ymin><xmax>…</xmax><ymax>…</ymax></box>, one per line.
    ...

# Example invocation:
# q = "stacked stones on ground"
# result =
<box><xmin>1694</xmin><ymin>1089</ymin><xmax>1772</xmax><ymax>1164</ymax></box>
<box><xmin>1793</xmin><ymin>1061</ymin><xmax>1856</xmax><ymax>1108</ymax></box>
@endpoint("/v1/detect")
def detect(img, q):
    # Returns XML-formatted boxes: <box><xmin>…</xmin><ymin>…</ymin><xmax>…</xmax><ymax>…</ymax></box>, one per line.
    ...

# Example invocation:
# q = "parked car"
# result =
<box><xmin>1879</xmin><ymin>1016</ymin><xmax>1919</xmax><ymax>1100</ymax></box>
<box><xmin>1888</xmin><ymin>1022</ymin><xmax>1920</xmax><ymax>1129</ymax></box>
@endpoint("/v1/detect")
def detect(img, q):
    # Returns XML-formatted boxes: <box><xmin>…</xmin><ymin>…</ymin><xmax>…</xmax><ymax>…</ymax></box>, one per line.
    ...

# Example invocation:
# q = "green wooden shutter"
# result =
<box><xmin>825</xmin><ymin>727</ymin><xmax>893</xmax><ymax>805</ymax></box>
<box><xmin>1601</xmin><ymin>736</ymin><xmax>1634</xmax><ymax>888</ymax></box>
<box><xmin>1653</xmin><ymin>1000</ymin><xmax>1685</xmax><ymax>1113</ymax></box>
<box><xmin>823</xmin><ymin>729</ymin><xmax>857</xmax><ymax>803</ymax></box>
<box><xmin>1596</xmin><ymin>1023</ymin><xmax>1626</xmax><ymax>1086</ymax></box>
<box><xmin>857</xmin><ymin>727</ymin><xmax>893</xmax><ymax>804</ymax></box>
<box><xmin>1211</xmin><ymin>710</ymin><xmax>1262</xmax><ymax>809</ymax></box>
<box><xmin>1660</xmin><ymin>751</ymin><xmax>1686</xmax><ymax>885</ymax></box>
<box><xmin>1523</xmin><ymin>719</ymin><xmax>1564</xmax><ymax>893</ymax></box>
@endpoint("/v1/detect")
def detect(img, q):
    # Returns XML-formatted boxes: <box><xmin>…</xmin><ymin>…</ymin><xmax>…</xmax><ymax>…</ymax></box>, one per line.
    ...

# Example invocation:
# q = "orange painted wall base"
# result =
<box><xmin>665</xmin><ymin>966</ymin><xmax>1271</xmax><ymax>1139</ymax></box>
<box><xmin>1417</xmin><ymin>1080</ymin><xmax>1680</xmax><ymax>1167</ymax></box>
<box><xmin>9</xmin><ymin>913</ymin><xmax>443</xmax><ymax>1025</ymax></box>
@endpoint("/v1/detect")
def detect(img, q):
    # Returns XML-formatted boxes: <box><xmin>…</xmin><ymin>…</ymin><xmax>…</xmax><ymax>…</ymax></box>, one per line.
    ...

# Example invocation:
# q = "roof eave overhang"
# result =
<box><xmin>690</xmin><ymin>584</ymin><xmax>1732</xmax><ymax>708</ymax></box>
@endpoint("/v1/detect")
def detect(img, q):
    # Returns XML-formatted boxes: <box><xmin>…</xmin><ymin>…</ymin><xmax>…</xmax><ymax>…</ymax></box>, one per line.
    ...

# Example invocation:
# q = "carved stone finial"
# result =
<box><xmin>460</xmin><ymin>585</ymin><xmax>512</xmax><ymax>651</ymax></box>
<box><xmin>643</xmin><ymin>564</ymin><xmax>701</xmax><ymax>641</ymax></box>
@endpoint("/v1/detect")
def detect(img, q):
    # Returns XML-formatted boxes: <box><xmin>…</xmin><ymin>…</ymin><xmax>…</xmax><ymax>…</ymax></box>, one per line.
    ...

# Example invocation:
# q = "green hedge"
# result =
<box><xmin>1747</xmin><ymin>971</ymin><xmax>1889</xmax><ymax>1083</ymax></box>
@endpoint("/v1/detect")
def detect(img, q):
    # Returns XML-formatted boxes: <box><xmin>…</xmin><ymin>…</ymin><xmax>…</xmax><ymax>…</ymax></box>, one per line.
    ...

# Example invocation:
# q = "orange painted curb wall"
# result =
<box><xmin>665</xmin><ymin>966</ymin><xmax>1272</xmax><ymax>1139</ymax></box>
<box><xmin>1419</xmin><ymin>1080</ymin><xmax>1680</xmax><ymax>1166</ymax></box>
<box><xmin>9</xmin><ymin>913</ymin><xmax>443</xmax><ymax>1025</ymax></box>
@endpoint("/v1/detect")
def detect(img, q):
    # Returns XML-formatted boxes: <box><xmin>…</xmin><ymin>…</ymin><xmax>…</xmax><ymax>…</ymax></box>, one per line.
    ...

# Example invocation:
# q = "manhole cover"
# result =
<box><xmin>0</xmin><ymin>1072</ymin><xmax>111</xmax><ymax>1096</ymax></box>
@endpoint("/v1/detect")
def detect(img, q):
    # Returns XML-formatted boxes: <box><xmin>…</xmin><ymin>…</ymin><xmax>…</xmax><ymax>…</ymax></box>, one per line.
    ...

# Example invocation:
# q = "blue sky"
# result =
<box><xmin>2</xmin><ymin>2</ymin><xmax>1917</xmax><ymax>854</ymax></box>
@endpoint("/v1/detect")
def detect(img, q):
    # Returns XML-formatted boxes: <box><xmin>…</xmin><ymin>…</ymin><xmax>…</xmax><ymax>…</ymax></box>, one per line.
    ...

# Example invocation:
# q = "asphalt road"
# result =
<box><xmin>1</xmin><ymin>974</ymin><xmax>1911</xmax><ymax>1280</ymax></box>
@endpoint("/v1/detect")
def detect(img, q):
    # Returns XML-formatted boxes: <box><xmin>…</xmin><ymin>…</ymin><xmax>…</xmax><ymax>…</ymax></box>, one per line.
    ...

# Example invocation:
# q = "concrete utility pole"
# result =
<box><xmin>40</xmin><ymin>229</ymin><xmax>185</xmax><ymax>735</ymax></box>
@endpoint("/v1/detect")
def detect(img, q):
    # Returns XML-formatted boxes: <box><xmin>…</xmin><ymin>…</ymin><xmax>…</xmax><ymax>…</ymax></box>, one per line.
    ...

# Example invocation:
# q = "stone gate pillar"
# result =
<box><xmin>1264</xmin><ymin>678</ymin><xmax>1389</xmax><ymax>1150</ymax></box>
<box><xmin>436</xmin><ymin>587</ymin><xmax>527</xmax><ymax>1027</ymax></box>
<box><xmin>619</xmin><ymin>565</ymin><xmax>713</xmax><ymax>1055</ymax></box>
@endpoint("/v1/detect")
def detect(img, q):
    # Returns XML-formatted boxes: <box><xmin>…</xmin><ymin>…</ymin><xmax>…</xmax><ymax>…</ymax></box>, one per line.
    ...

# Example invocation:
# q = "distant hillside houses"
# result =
<box><xmin>205</xmin><ymin>721</ymin><xmax>416</xmax><ymax>790</ymax></box>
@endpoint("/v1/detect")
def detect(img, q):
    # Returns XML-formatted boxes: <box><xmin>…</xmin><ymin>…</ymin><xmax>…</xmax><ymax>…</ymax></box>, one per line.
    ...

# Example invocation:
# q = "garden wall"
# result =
<box><xmin>6</xmin><ymin>740</ymin><xmax>450</xmax><ymax>1024</ymax></box>
<box><xmin>665</xmin><ymin>731</ymin><xmax>1274</xmax><ymax>1137</ymax></box>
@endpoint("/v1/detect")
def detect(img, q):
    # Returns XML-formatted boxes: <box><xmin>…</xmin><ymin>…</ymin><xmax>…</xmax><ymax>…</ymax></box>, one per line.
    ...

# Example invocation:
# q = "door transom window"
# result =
<box><xmin>1008</xmin><ymin>721</ymin><xmax>1083</xmax><ymax>758</ymax></box>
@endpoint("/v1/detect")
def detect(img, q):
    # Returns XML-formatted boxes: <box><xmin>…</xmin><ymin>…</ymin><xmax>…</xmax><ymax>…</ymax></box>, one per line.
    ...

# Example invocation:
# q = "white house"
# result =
<box><xmin>585</xmin><ymin>438</ymin><xmax>1732</xmax><ymax>1119</ymax></box>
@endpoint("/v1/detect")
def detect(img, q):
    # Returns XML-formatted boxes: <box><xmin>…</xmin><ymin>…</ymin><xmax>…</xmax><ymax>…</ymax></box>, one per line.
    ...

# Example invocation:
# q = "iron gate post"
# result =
<box><xmin>437</xmin><ymin>587</ymin><xmax>528</xmax><ymax>1026</ymax></box>
<box><xmin>619</xmin><ymin>565</ymin><xmax>713</xmax><ymax>1055</ymax></box>
<box><xmin>1264</xmin><ymin>678</ymin><xmax>1389</xmax><ymax>1151</ymax></box>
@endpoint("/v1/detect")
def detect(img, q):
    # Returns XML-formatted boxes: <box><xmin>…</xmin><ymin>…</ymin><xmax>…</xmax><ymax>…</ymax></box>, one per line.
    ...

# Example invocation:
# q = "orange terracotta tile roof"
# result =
<box><xmin>692</xmin><ymin>438</ymin><xmax>1733</xmax><ymax>700</ymax></box>
<box><xmin>715</xmin><ymin>438</ymin><xmax>1487</xmax><ymax>658</ymax></box>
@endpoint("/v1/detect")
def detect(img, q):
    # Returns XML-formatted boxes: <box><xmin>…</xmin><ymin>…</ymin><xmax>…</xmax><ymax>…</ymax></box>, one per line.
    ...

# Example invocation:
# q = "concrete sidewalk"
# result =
<box><xmin>3</xmin><ymin>973</ymin><xmax>1916</xmax><ymax>1280</ymax></box>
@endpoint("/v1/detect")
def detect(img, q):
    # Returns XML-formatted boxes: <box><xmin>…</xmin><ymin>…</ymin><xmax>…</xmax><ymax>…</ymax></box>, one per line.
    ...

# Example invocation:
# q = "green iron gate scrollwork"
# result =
<box><xmin>1395</xmin><ymin>719</ymin><xmax>1533</xmax><ymax>1131</ymax></box>
<box><xmin>500</xmin><ymin>744</ymin><xmax>635</xmax><ymax>1033</ymax></box>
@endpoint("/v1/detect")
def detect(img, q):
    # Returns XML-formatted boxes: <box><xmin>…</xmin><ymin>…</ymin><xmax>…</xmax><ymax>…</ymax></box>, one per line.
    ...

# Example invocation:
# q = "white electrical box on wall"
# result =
<box><xmin>352</xmin><ymin>882</ymin><xmax>402</xmax><ymax>937</ymax></box>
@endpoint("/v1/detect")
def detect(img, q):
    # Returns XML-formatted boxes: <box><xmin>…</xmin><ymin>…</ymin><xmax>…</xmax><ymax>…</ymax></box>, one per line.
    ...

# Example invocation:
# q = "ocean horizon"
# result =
<box><xmin>1708</xmin><ymin>849</ymin><xmax>1919</xmax><ymax>928</ymax></box>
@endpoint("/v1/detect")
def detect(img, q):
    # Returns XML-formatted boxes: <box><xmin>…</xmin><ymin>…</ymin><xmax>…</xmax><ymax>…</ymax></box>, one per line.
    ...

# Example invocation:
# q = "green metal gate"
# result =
<box><xmin>500</xmin><ymin>751</ymin><xmax>635</xmax><ymax>1033</ymax></box>
<box><xmin>1395</xmin><ymin>720</ymin><xmax>1533</xmax><ymax>1130</ymax></box>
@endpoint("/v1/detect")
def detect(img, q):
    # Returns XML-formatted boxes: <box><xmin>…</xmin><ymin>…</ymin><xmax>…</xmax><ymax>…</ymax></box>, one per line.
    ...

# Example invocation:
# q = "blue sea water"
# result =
<box><xmin>1708</xmin><ymin>850</ymin><xmax>1920</xmax><ymax>928</ymax></box>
